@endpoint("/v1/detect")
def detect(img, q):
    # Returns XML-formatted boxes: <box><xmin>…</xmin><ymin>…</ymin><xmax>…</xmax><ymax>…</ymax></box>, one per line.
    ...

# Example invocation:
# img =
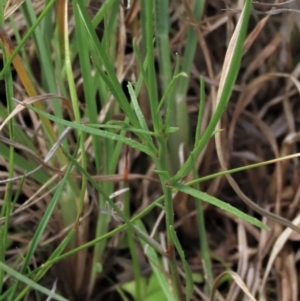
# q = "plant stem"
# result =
<box><xmin>158</xmin><ymin>137</ymin><xmax>184</xmax><ymax>301</ymax></box>
<box><xmin>124</xmin><ymin>179</ymin><xmax>142</xmax><ymax>301</ymax></box>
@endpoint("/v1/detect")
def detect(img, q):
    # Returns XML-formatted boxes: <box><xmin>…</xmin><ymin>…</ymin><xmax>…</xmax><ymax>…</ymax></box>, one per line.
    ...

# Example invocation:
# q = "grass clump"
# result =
<box><xmin>0</xmin><ymin>0</ymin><xmax>300</xmax><ymax>300</ymax></box>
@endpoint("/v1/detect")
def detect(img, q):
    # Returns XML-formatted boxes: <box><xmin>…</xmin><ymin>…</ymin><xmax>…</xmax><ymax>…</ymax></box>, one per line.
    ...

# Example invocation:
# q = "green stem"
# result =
<box><xmin>163</xmin><ymin>186</ymin><xmax>184</xmax><ymax>301</ymax></box>
<box><xmin>0</xmin><ymin>44</ymin><xmax>14</xmax><ymax>297</ymax></box>
<box><xmin>145</xmin><ymin>0</ymin><xmax>161</xmax><ymax>133</ymax></box>
<box><xmin>65</xmin><ymin>0</ymin><xmax>87</xmax><ymax>221</ymax></box>
<box><xmin>169</xmin><ymin>0</ymin><xmax>206</xmax><ymax>174</ymax></box>
<box><xmin>13</xmin><ymin>229</ymin><xmax>76</xmax><ymax>301</ymax></box>
<box><xmin>154</xmin><ymin>0</ymin><xmax>171</xmax><ymax>94</ymax></box>
<box><xmin>124</xmin><ymin>180</ymin><xmax>142</xmax><ymax>300</ymax></box>
<box><xmin>193</xmin><ymin>76</ymin><xmax>214</xmax><ymax>296</ymax></box>
<box><xmin>158</xmin><ymin>137</ymin><xmax>184</xmax><ymax>301</ymax></box>
<box><xmin>172</xmin><ymin>0</ymin><xmax>252</xmax><ymax>183</ymax></box>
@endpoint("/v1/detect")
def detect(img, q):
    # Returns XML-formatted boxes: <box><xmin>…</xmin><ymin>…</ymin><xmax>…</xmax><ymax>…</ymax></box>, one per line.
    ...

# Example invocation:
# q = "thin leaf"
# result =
<box><xmin>8</xmin><ymin>146</ymin><xmax>77</xmax><ymax>299</ymax></box>
<box><xmin>135</xmin><ymin>220</ymin><xmax>175</xmax><ymax>301</ymax></box>
<box><xmin>127</xmin><ymin>82</ymin><xmax>149</xmax><ymax>131</ymax></box>
<box><xmin>169</xmin><ymin>226</ymin><xmax>194</xmax><ymax>301</ymax></box>
<box><xmin>23</xmin><ymin>104</ymin><xmax>155</xmax><ymax>156</ymax></box>
<box><xmin>0</xmin><ymin>262</ymin><xmax>70</xmax><ymax>301</ymax></box>
<box><xmin>157</xmin><ymin>72</ymin><xmax>188</xmax><ymax>112</ymax></box>
<box><xmin>172</xmin><ymin>182</ymin><xmax>268</xmax><ymax>231</ymax></box>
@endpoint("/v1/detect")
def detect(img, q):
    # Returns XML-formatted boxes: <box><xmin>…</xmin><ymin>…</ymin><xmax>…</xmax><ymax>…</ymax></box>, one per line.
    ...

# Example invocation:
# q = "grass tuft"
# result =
<box><xmin>1</xmin><ymin>1</ymin><xmax>300</xmax><ymax>300</ymax></box>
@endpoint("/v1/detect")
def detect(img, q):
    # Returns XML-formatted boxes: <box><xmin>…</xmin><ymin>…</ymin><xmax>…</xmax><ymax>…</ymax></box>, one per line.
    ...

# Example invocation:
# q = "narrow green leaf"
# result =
<box><xmin>132</xmin><ymin>39</ymin><xmax>149</xmax><ymax>88</ymax></box>
<box><xmin>75</xmin><ymin>1</ymin><xmax>140</xmax><ymax>128</ymax></box>
<box><xmin>164</xmin><ymin>127</ymin><xmax>179</xmax><ymax>134</ymax></box>
<box><xmin>8</xmin><ymin>147</ymin><xmax>77</xmax><ymax>300</ymax></box>
<box><xmin>172</xmin><ymin>0</ymin><xmax>252</xmax><ymax>182</ymax></box>
<box><xmin>127</xmin><ymin>82</ymin><xmax>149</xmax><ymax>131</ymax></box>
<box><xmin>0</xmin><ymin>0</ymin><xmax>56</xmax><ymax>80</ymax></box>
<box><xmin>135</xmin><ymin>220</ymin><xmax>175</xmax><ymax>301</ymax></box>
<box><xmin>144</xmin><ymin>1</ymin><xmax>161</xmax><ymax>133</ymax></box>
<box><xmin>169</xmin><ymin>226</ymin><xmax>194</xmax><ymax>301</ymax></box>
<box><xmin>62</xmin><ymin>148</ymin><xmax>164</xmax><ymax>254</ymax></box>
<box><xmin>172</xmin><ymin>183</ymin><xmax>268</xmax><ymax>230</ymax></box>
<box><xmin>157</xmin><ymin>72</ymin><xmax>188</xmax><ymax>112</ymax></box>
<box><xmin>24</xmin><ymin>104</ymin><xmax>155</xmax><ymax>157</ymax></box>
<box><xmin>195</xmin><ymin>76</ymin><xmax>205</xmax><ymax>145</ymax></box>
<box><xmin>12</xmin><ymin>228</ymin><xmax>77</xmax><ymax>301</ymax></box>
<box><xmin>0</xmin><ymin>262</ymin><xmax>70</xmax><ymax>301</ymax></box>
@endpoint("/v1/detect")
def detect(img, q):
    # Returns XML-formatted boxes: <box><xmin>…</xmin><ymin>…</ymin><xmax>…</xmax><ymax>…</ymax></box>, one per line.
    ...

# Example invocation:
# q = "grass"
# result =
<box><xmin>0</xmin><ymin>0</ymin><xmax>300</xmax><ymax>300</ymax></box>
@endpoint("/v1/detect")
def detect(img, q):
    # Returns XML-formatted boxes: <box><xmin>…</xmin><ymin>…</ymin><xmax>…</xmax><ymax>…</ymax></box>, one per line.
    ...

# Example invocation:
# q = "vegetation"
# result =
<box><xmin>0</xmin><ymin>0</ymin><xmax>300</xmax><ymax>300</ymax></box>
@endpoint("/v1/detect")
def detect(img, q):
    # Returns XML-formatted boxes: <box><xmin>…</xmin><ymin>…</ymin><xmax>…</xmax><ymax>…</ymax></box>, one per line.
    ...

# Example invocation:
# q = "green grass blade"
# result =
<box><xmin>91</xmin><ymin>0</ymin><xmax>115</xmax><ymax>28</ymax></box>
<box><xmin>0</xmin><ymin>0</ymin><xmax>56</xmax><ymax>80</ymax></box>
<box><xmin>193</xmin><ymin>165</ymin><xmax>214</xmax><ymax>298</ymax></box>
<box><xmin>21</xmin><ymin>0</ymin><xmax>68</xmax><ymax>150</ymax></box>
<box><xmin>14</xmin><ymin>229</ymin><xmax>77</xmax><ymax>301</ymax></box>
<box><xmin>73</xmin><ymin>1</ymin><xmax>101</xmax><ymax>171</ymax></box>
<box><xmin>8</xmin><ymin>147</ymin><xmax>77</xmax><ymax>300</ymax></box>
<box><xmin>169</xmin><ymin>226</ymin><xmax>194</xmax><ymax>301</ymax></box>
<box><xmin>124</xmin><ymin>185</ymin><xmax>142</xmax><ymax>301</ymax></box>
<box><xmin>172</xmin><ymin>0</ymin><xmax>252</xmax><ymax>182</ymax></box>
<box><xmin>132</xmin><ymin>39</ymin><xmax>149</xmax><ymax>89</ymax></box>
<box><xmin>75</xmin><ymin>0</ymin><xmax>140</xmax><ymax>128</ymax></box>
<box><xmin>0</xmin><ymin>40</ymin><xmax>14</xmax><ymax>295</ymax></box>
<box><xmin>36</xmin><ymin>193</ymin><xmax>166</xmax><ymax>267</ymax></box>
<box><xmin>167</xmin><ymin>0</ymin><xmax>205</xmax><ymax>175</ymax></box>
<box><xmin>195</xmin><ymin>76</ymin><xmax>205</xmax><ymax>144</ymax></box>
<box><xmin>62</xmin><ymin>148</ymin><xmax>165</xmax><ymax>254</ymax></box>
<box><xmin>0</xmin><ymin>143</ymin><xmax>50</xmax><ymax>184</ymax></box>
<box><xmin>144</xmin><ymin>0</ymin><xmax>161</xmax><ymax>133</ymax></box>
<box><xmin>172</xmin><ymin>182</ymin><xmax>268</xmax><ymax>231</ymax></box>
<box><xmin>0</xmin><ymin>262</ymin><xmax>70</xmax><ymax>301</ymax></box>
<box><xmin>135</xmin><ymin>220</ymin><xmax>175</xmax><ymax>301</ymax></box>
<box><xmin>192</xmin><ymin>78</ymin><xmax>212</xmax><ymax>294</ymax></box>
<box><xmin>25</xmin><ymin>104</ymin><xmax>155</xmax><ymax>156</ymax></box>
<box><xmin>157</xmin><ymin>72</ymin><xmax>187</xmax><ymax>112</ymax></box>
<box><xmin>176</xmin><ymin>0</ymin><xmax>205</xmax><ymax>98</ymax></box>
<box><xmin>127</xmin><ymin>82</ymin><xmax>149</xmax><ymax>131</ymax></box>
<box><xmin>154</xmin><ymin>0</ymin><xmax>172</xmax><ymax>95</ymax></box>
